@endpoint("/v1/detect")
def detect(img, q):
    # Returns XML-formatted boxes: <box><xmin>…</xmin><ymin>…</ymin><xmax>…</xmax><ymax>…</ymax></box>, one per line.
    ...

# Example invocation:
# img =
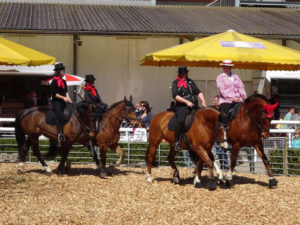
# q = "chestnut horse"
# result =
<box><xmin>146</xmin><ymin>108</ymin><xmax>222</xmax><ymax>190</ymax></box>
<box><xmin>192</xmin><ymin>94</ymin><xmax>279</xmax><ymax>188</ymax></box>
<box><xmin>94</xmin><ymin>97</ymin><xmax>138</xmax><ymax>177</ymax></box>
<box><xmin>224</xmin><ymin>94</ymin><xmax>278</xmax><ymax>188</ymax></box>
<box><xmin>15</xmin><ymin>102</ymin><xmax>95</xmax><ymax>174</ymax></box>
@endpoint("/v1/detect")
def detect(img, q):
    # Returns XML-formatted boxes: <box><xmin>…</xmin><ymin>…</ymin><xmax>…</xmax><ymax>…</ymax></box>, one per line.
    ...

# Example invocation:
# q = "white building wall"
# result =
<box><xmin>2</xmin><ymin>33</ymin><xmax>300</xmax><ymax>114</ymax></box>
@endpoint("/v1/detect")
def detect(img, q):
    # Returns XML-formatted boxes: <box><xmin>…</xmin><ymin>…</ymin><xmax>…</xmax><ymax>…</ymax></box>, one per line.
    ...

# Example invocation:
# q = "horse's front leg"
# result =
<box><xmin>194</xmin><ymin>146</ymin><xmax>217</xmax><ymax>190</ymax></box>
<box><xmin>56</xmin><ymin>141</ymin><xmax>72</xmax><ymax>175</ymax></box>
<box><xmin>194</xmin><ymin>158</ymin><xmax>204</xmax><ymax>188</ymax></box>
<box><xmin>115</xmin><ymin>145</ymin><xmax>125</xmax><ymax>167</ymax></box>
<box><xmin>253</xmin><ymin>142</ymin><xmax>278</xmax><ymax>189</ymax></box>
<box><xmin>99</xmin><ymin>147</ymin><xmax>108</xmax><ymax>178</ymax></box>
<box><xmin>167</xmin><ymin>147</ymin><xmax>180</xmax><ymax>184</ymax></box>
<box><xmin>225</xmin><ymin>144</ymin><xmax>240</xmax><ymax>187</ymax></box>
<box><xmin>86</xmin><ymin>140</ymin><xmax>101</xmax><ymax>170</ymax></box>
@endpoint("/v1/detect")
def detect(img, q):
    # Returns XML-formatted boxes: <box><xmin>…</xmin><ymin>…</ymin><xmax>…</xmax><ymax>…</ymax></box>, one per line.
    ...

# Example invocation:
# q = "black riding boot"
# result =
<box><xmin>57</xmin><ymin>121</ymin><xmax>65</xmax><ymax>142</ymax></box>
<box><xmin>174</xmin><ymin>125</ymin><xmax>182</xmax><ymax>151</ymax></box>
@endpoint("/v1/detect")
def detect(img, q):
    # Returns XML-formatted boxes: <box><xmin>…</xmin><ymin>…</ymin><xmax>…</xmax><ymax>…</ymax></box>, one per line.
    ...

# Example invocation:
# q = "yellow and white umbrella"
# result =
<box><xmin>140</xmin><ymin>30</ymin><xmax>300</xmax><ymax>70</ymax></box>
<box><xmin>0</xmin><ymin>37</ymin><xmax>55</xmax><ymax>66</ymax></box>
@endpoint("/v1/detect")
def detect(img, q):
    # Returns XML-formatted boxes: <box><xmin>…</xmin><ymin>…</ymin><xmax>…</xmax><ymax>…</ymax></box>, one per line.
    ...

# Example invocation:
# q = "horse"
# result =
<box><xmin>15</xmin><ymin>101</ymin><xmax>95</xmax><ymax>175</ymax></box>
<box><xmin>145</xmin><ymin>107</ymin><xmax>223</xmax><ymax>190</ymax></box>
<box><xmin>94</xmin><ymin>96</ymin><xmax>138</xmax><ymax>177</ymax></box>
<box><xmin>192</xmin><ymin>94</ymin><xmax>279</xmax><ymax>188</ymax></box>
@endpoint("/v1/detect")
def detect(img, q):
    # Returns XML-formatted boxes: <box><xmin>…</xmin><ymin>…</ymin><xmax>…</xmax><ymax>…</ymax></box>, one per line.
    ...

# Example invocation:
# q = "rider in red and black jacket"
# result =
<box><xmin>50</xmin><ymin>63</ymin><xmax>72</xmax><ymax>141</ymax></box>
<box><xmin>83</xmin><ymin>74</ymin><xmax>108</xmax><ymax>124</ymax></box>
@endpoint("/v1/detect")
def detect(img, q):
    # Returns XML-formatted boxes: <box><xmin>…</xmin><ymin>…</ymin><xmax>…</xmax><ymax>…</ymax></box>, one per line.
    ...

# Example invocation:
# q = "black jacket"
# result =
<box><xmin>50</xmin><ymin>79</ymin><xmax>68</xmax><ymax>102</ymax></box>
<box><xmin>171</xmin><ymin>78</ymin><xmax>201</xmax><ymax>108</ymax></box>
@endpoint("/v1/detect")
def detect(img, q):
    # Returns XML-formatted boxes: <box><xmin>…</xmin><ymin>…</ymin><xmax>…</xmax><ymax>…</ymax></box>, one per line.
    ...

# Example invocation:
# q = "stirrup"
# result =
<box><xmin>58</xmin><ymin>133</ymin><xmax>65</xmax><ymax>142</ymax></box>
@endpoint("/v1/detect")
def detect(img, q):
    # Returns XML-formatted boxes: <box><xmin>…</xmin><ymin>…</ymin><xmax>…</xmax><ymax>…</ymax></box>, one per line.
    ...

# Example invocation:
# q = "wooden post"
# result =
<box><xmin>284</xmin><ymin>136</ymin><xmax>288</xmax><ymax>176</ymax></box>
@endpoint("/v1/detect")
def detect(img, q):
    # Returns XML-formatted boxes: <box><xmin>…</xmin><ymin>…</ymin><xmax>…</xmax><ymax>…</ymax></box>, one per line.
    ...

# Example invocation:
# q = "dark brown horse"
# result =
<box><xmin>222</xmin><ymin>94</ymin><xmax>279</xmax><ymax>188</ymax></box>
<box><xmin>94</xmin><ymin>97</ymin><xmax>138</xmax><ymax>177</ymax></box>
<box><xmin>15</xmin><ymin>102</ymin><xmax>95</xmax><ymax>174</ymax></box>
<box><xmin>146</xmin><ymin>108</ymin><xmax>222</xmax><ymax>190</ymax></box>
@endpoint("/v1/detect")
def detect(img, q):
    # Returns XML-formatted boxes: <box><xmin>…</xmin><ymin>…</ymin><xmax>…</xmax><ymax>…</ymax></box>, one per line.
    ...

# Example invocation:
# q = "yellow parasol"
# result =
<box><xmin>0</xmin><ymin>37</ymin><xmax>55</xmax><ymax>66</ymax></box>
<box><xmin>140</xmin><ymin>30</ymin><xmax>300</xmax><ymax>70</ymax></box>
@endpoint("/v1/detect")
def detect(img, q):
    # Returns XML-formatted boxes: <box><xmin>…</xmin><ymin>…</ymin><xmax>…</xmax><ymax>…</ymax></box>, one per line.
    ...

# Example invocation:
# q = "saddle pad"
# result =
<box><xmin>228</xmin><ymin>102</ymin><xmax>242</xmax><ymax>123</ymax></box>
<box><xmin>168</xmin><ymin>111</ymin><xmax>195</xmax><ymax>132</ymax></box>
<box><xmin>45</xmin><ymin>105</ymin><xmax>73</xmax><ymax>126</ymax></box>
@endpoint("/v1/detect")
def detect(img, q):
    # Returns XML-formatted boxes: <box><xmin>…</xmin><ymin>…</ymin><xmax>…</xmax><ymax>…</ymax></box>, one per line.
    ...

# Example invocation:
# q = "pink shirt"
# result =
<box><xmin>216</xmin><ymin>73</ymin><xmax>247</xmax><ymax>105</ymax></box>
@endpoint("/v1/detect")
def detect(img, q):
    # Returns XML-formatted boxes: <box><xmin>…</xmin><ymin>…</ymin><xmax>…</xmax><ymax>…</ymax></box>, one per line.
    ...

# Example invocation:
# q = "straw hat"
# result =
<box><xmin>295</xmin><ymin>129</ymin><xmax>300</xmax><ymax>135</ymax></box>
<box><xmin>220</xmin><ymin>59</ymin><xmax>234</xmax><ymax>67</ymax></box>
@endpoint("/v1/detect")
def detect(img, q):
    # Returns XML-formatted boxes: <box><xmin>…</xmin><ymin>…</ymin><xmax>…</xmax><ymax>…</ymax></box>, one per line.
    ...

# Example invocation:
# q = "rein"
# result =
<box><xmin>69</xmin><ymin>103</ymin><xmax>96</xmax><ymax>133</ymax></box>
<box><xmin>103</xmin><ymin>105</ymin><xmax>138</xmax><ymax>126</ymax></box>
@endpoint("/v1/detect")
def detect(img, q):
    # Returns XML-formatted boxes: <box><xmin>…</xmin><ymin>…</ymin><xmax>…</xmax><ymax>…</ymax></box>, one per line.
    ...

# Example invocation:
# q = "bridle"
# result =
<box><xmin>102</xmin><ymin>103</ymin><xmax>139</xmax><ymax>127</ymax></box>
<box><xmin>242</xmin><ymin>103</ymin><xmax>271</xmax><ymax>135</ymax></box>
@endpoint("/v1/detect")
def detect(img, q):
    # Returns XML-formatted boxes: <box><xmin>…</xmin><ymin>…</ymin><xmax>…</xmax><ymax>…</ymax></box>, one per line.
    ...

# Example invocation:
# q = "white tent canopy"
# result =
<box><xmin>266</xmin><ymin>70</ymin><xmax>300</xmax><ymax>81</ymax></box>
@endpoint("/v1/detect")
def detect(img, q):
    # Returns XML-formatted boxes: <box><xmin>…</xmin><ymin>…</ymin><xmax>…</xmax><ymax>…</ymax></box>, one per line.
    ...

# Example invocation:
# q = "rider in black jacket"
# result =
<box><xmin>50</xmin><ymin>63</ymin><xmax>72</xmax><ymax>141</ymax></box>
<box><xmin>171</xmin><ymin>66</ymin><xmax>207</xmax><ymax>151</ymax></box>
<box><xmin>83</xmin><ymin>74</ymin><xmax>108</xmax><ymax>125</ymax></box>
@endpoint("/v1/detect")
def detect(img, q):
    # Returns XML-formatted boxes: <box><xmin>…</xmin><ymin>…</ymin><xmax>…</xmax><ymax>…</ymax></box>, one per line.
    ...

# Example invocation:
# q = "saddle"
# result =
<box><xmin>168</xmin><ymin>110</ymin><xmax>195</xmax><ymax>132</ymax></box>
<box><xmin>220</xmin><ymin>102</ymin><xmax>242</xmax><ymax>126</ymax></box>
<box><xmin>45</xmin><ymin>105</ymin><xmax>73</xmax><ymax>126</ymax></box>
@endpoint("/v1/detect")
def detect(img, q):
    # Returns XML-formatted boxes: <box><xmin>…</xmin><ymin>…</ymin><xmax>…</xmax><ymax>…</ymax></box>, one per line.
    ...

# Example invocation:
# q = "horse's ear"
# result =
<box><xmin>124</xmin><ymin>96</ymin><xmax>127</xmax><ymax>103</ymax></box>
<box><xmin>129</xmin><ymin>95</ymin><xmax>132</xmax><ymax>103</ymax></box>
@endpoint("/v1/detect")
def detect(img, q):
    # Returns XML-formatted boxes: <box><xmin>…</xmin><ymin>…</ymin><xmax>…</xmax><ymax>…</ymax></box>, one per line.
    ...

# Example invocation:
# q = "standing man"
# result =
<box><xmin>216</xmin><ymin>59</ymin><xmax>247</xmax><ymax>148</ymax></box>
<box><xmin>50</xmin><ymin>63</ymin><xmax>72</xmax><ymax>141</ymax></box>
<box><xmin>172</xmin><ymin>66</ymin><xmax>207</xmax><ymax>151</ymax></box>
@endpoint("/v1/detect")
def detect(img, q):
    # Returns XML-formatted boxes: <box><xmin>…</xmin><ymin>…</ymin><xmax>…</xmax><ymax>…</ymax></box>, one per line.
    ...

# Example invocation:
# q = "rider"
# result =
<box><xmin>216</xmin><ymin>59</ymin><xmax>247</xmax><ymax>148</ymax></box>
<box><xmin>50</xmin><ymin>63</ymin><xmax>72</xmax><ymax>141</ymax></box>
<box><xmin>83</xmin><ymin>74</ymin><xmax>108</xmax><ymax>127</ymax></box>
<box><xmin>172</xmin><ymin>66</ymin><xmax>207</xmax><ymax>151</ymax></box>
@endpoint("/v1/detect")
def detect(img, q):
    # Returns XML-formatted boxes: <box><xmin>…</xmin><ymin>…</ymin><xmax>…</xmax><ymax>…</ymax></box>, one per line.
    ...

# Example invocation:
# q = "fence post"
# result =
<box><xmin>127</xmin><ymin>138</ymin><xmax>131</xmax><ymax>164</ymax></box>
<box><xmin>284</xmin><ymin>136</ymin><xmax>288</xmax><ymax>176</ymax></box>
<box><xmin>158</xmin><ymin>143</ymin><xmax>161</xmax><ymax>165</ymax></box>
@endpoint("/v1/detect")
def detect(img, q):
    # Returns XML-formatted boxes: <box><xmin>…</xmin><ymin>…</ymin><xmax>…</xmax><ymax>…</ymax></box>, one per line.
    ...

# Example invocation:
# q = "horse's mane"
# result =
<box><xmin>204</xmin><ymin>106</ymin><xmax>220</xmax><ymax>113</ymax></box>
<box><xmin>76</xmin><ymin>101</ymin><xmax>90</xmax><ymax>114</ymax></box>
<box><xmin>108</xmin><ymin>100</ymin><xmax>124</xmax><ymax>111</ymax></box>
<box><xmin>245</xmin><ymin>94</ymin><xmax>269</xmax><ymax>104</ymax></box>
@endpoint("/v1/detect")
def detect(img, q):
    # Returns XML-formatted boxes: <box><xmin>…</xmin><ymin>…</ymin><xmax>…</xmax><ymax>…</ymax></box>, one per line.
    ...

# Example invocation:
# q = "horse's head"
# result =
<box><xmin>244</xmin><ymin>94</ymin><xmax>278</xmax><ymax>139</ymax></box>
<box><xmin>260</xmin><ymin>102</ymin><xmax>279</xmax><ymax>138</ymax></box>
<box><xmin>123</xmin><ymin>96</ymin><xmax>143</xmax><ymax>126</ymax></box>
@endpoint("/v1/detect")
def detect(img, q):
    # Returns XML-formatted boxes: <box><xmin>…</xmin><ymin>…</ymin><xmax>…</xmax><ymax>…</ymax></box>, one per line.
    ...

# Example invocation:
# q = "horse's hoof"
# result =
<box><xmin>268</xmin><ymin>178</ymin><xmax>278</xmax><ymax>189</ymax></box>
<box><xmin>100</xmin><ymin>171</ymin><xmax>108</xmax><ymax>178</ymax></box>
<box><xmin>207</xmin><ymin>181</ymin><xmax>217</xmax><ymax>191</ymax></box>
<box><xmin>194</xmin><ymin>182</ymin><xmax>203</xmax><ymax>188</ymax></box>
<box><xmin>146</xmin><ymin>176</ymin><xmax>153</xmax><ymax>183</ymax></box>
<box><xmin>172</xmin><ymin>176</ymin><xmax>180</xmax><ymax>185</ymax></box>
<box><xmin>225</xmin><ymin>179</ymin><xmax>233</xmax><ymax>188</ymax></box>
<box><xmin>17</xmin><ymin>168</ymin><xmax>24</xmax><ymax>174</ymax></box>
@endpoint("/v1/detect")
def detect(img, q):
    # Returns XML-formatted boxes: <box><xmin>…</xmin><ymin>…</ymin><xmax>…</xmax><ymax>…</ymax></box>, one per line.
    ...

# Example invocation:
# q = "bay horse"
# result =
<box><xmin>192</xmin><ymin>94</ymin><xmax>279</xmax><ymax>188</ymax></box>
<box><xmin>146</xmin><ymin>107</ymin><xmax>223</xmax><ymax>190</ymax></box>
<box><xmin>94</xmin><ymin>97</ymin><xmax>138</xmax><ymax>177</ymax></box>
<box><xmin>15</xmin><ymin>101</ymin><xmax>95</xmax><ymax>174</ymax></box>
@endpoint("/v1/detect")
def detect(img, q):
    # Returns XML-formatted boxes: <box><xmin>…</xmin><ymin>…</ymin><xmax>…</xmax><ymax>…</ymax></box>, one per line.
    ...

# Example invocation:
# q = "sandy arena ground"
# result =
<box><xmin>0</xmin><ymin>163</ymin><xmax>300</xmax><ymax>225</ymax></box>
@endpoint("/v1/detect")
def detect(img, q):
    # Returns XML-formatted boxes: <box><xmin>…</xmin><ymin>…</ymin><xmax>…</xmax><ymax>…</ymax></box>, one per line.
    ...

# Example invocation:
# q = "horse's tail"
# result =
<box><xmin>15</xmin><ymin>111</ymin><xmax>26</xmax><ymax>160</ymax></box>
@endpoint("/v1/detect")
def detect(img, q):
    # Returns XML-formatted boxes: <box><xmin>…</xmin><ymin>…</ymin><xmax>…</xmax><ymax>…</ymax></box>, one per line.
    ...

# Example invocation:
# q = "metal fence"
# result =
<box><xmin>1</xmin><ymin>118</ymin><xmax>300</xmax><ymax>176</ymax></box>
